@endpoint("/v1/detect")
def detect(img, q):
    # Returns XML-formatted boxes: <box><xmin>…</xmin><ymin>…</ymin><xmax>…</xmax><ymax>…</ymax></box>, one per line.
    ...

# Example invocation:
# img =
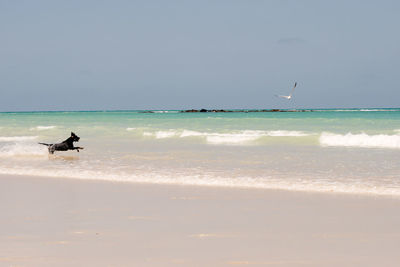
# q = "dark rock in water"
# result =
<box><xmin>182</xmin><ymin>109</ymin><xmax>229</xmax><ymax>113</ymax></box>
<box><xmin>180</xmin><ymin>109</ymin><xmax>311</xmax><ymax>113</ymax></box>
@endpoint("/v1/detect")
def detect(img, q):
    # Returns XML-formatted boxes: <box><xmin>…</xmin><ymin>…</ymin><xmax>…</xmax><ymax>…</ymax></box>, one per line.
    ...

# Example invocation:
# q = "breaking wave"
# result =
<box><xmin>139</xmin><ymin>130</ymin><xmax>311</xmax><ymax>145</ymax></box>
<box><xmin>319</xmin><ymin>132</ymin><xmax>400</xmax><ymax>149</ymax></box>
<box><xmin>30</xmin><ymin>126</ymin><xmax>56</xmax><ymax>131</ymax></box>
<box><xmin>0</xmin><ymin>136</ymin><xmax>38</xmax><ymax>142</ymax></box>
<box><xmin>0</xmin><ymin>143</ymin><xmax>47</xmax><ymax>157</ymax></box>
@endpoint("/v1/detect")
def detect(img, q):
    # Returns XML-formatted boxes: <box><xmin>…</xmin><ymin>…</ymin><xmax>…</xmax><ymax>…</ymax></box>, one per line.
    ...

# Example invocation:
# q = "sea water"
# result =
<box><xmin>0</xmin><ymin>109</ymin><xmax>399</xmax><ymax>196</ymax></box>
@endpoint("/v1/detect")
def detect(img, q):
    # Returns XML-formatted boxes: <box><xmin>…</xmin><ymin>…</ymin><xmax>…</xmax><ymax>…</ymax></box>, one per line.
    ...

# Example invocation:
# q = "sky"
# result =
<box><xmin>1</xmin><ymin>0</ymin><xmax>399</xmax><ymax>111</ymax></box>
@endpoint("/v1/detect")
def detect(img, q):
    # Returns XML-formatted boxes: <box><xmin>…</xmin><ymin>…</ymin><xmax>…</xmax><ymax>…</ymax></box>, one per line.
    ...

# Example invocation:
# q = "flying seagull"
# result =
<box><xmin>275</xmin><ymin>82</ymin><xmax>297</xmax><ymax>100</ymax></box>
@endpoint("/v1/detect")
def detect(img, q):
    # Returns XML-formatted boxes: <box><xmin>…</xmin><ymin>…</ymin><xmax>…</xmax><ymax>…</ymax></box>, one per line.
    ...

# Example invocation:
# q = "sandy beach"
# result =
<box><xmin>1</xmin><ymin>174</ymin><xmax>399</xmax><ymax>267</ymax></box>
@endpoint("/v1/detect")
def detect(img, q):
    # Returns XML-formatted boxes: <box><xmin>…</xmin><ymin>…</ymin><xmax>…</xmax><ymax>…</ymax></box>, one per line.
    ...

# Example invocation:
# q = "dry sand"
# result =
<box><xmin>1</xmin><ymin>174</ymin><xmax>400</xmax><ymax>267</ymax></box>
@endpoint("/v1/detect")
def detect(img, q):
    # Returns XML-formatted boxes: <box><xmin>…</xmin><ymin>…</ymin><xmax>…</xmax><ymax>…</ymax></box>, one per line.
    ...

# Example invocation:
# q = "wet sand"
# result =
<box><xmin>1</xmin><ymin>174</ymin><xmax>400</xmax><ymax>266</ymax></box>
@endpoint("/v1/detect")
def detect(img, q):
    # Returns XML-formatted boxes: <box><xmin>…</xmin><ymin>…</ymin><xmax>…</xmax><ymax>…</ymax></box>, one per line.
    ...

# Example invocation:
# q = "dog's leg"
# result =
<box><xmin>73</xmin><ymin>147</ymin><xmax>84</xmax><ymax>152</ymax></box>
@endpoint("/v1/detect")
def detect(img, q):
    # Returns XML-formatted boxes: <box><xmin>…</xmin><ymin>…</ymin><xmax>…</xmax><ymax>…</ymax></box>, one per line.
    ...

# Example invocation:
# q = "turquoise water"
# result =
<box><xmin>0</xmin><ymin>109</ymin><xmax>399</xmax><ymax>196</ymax></box>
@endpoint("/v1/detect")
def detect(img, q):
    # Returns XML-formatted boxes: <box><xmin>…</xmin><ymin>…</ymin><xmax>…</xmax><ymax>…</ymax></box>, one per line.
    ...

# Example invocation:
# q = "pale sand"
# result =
<box><xmin>1</xmin><ymin>174</ymin><xmax>400</xmax><ymax>267</ymax></box>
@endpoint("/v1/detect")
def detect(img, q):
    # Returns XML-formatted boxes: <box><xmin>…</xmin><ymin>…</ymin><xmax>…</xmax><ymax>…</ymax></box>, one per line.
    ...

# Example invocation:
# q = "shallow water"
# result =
<box><xmin>0</xmin><ymin>109</ymin><xmax>399</xmax><ymax>196</ymax></box>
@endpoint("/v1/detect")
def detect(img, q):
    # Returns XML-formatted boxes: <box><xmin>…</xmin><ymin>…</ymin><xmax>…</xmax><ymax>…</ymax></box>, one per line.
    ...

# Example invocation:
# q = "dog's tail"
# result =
<box><xmin>38</xmin><ymin>142</ymin><xmax>52</xmax><ymax>147</ymax></box>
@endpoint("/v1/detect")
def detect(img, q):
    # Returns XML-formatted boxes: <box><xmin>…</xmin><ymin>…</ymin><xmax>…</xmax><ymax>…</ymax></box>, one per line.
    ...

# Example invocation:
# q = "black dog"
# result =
<box><xmin>39</xmin><ymin>132</ymin><xmax>84</xmax><ymax>154</ymax></box>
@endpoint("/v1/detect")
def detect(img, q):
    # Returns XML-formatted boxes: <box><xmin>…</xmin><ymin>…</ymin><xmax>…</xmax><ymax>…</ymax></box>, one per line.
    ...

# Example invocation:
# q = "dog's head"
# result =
<box><xmin>70</xmin><ymin>132</ymin><xmax>80</xmax><ymax>142</ymax></box>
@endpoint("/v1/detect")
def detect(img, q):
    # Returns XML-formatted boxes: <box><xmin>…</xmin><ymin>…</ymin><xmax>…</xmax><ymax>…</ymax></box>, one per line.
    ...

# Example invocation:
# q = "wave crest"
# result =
<box><xmin>319</xmin><ymin>132</ymin><xmax>400</xmax><ymax>149</ymax></box>
<box><xmin>139</xmin><ymin>130</ymin><xmax>310</xmax><ymax>145</ymax></box>
<box><xmin>0</xmin><ymin>136</ymin><xmax>38</xmax><ymax>142</ymax></box>
<box><xmin>30</xmin><ymin>126</ymin><xmax>56</xmax><ymax>131</ymax></box>
<box><xmin>0</xmin><ymin>143</ymin><xmax>47</xmax><ymax>157</ymax></box>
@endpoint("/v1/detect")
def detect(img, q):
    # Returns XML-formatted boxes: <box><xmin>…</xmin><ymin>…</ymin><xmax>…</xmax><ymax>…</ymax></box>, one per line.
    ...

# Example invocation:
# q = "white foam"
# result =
<box><xmin>0</xmin><ymin>143</ymin><xmax>47</xmax><ymax>157</ymax></box>
<box><xmin>264</xmin><ymin>130</ymin><xmax>309</xmax><ymax>137</ymax></box>
<box><xmin>141</xmin><ymin>129</ymin><xmax>310</xmax><ymax>144</ymax></box>
<box><xmin>0</xmin><ymin>136</ymin><xmax>38</xmax><ymax>142</ymax></box>
<box><xmin>0</xmin><ymin>167</ymin><xmax>399</xmax><ymax>197</ymax></box>
<box><xmin>206</xmin><ymin>133</ymin><xmax>260</xmax><ymax>145</ymax></box>
<box><xmin>180</xmin><ymin>130</ymin><xmax>204</xmax><ymax>137</ymax></box>
<box><xmin>319</xmin><ymin>132</ymin><xmax>400</xmax><ymax>149</ymax></box>
<box><xmin>186</xmin><ymin>130</ymin><xmax>310</xmax><ymax>145</ymax></box>
<box><xmin>359</xmin><ymin>109</ymin><xmax>398</xmax><ymax>112</ymax></box>
<box><xmin>30</xmin><ymin>126</ymin><xmax>56</xmax><ymax>131</ymax></box>
<box><xmin>156</xmin><ymin>131</ymin><xmax>178</xmax><ymax>139</ymax></box>
<box><xmin>143</xmin><ymin>130</ymin><xmax>178</xmax><ymax>139</ymax></box>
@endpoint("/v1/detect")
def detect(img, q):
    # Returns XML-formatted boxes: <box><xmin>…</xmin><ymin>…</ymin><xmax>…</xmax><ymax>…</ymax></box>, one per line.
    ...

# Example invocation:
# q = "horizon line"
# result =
<box><xmin>1</xmin><ymin>107</ymin><xmax>399</xmax><ymax>113</ymax></box>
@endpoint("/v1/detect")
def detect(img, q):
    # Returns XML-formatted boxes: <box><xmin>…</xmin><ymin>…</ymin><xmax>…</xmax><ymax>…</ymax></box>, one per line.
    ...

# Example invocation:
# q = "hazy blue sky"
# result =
<box><xmin>1</xmin><ymin>0</ymin><xmax>399</xmax><ymax>111</ymax></box>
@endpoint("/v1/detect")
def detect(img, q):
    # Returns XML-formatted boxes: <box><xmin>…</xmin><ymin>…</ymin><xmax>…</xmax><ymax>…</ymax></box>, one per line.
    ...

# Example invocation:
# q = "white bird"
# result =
<box><xmin>275</xmin><ymin>82</ymin><xmax>297</xmax><ymax>100</ymax></box>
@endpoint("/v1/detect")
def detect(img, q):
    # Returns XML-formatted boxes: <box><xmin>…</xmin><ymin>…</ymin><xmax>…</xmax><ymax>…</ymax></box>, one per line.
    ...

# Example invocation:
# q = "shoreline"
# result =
<box><xmin>2</xmin><ymin>174</ymin><xmax>400</xmax><ymax>266</ymax></box>
<box><xmin>1</xmin><ymin>172</ymin><xmax>399</xmax><ymax>198</ymax></box>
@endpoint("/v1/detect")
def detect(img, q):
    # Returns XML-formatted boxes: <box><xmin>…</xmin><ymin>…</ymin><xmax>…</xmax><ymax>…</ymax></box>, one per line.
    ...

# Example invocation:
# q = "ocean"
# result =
<box><xmin>0</xmin><ymin>109</ymin><xmax>399</xmax><ymax>196</ymax></box>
